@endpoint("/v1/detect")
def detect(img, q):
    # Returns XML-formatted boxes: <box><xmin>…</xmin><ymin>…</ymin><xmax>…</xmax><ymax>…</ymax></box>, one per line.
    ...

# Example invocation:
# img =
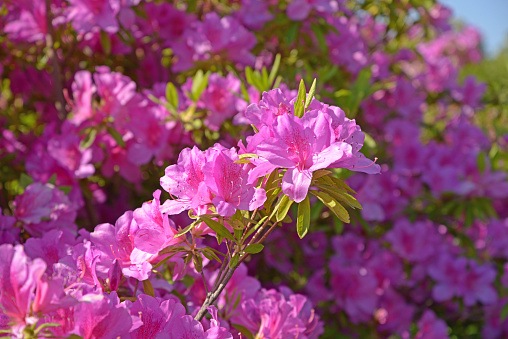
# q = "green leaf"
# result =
<box><xmin>19</xmin><ymin>173</ymin><xmax>34</xmax><ymax>189</ymax></box>
<box><xmin>297</xmin><ymin>196</ymin><xmax>311</xmax><ymax>238</ymax></box>
<box><xmin>47</xmin><ymin>173</ymin><xmax>57</xmax><ymax>185</ymax></box>
<box><xmin>66</xmin><ymin>335</ymin><xmax>84</xmax><ymax>339</ymax></box>
<box><xmin>201</xmin><ymin>248</ymin><xmax>222</xmax><ymax>263</ymax></box>
<box><xmin>276</xmin><ymin>194</ymin><xmax>294</xmax><ymax>222</ymax></box>
<box><xmin>310</xmin><ymin>23</ymin><xmax>328</xmax><ymax>53</ymax></box>
<box><xmin>286</xmin><ymin>22</ymin><xmax>299</xmax><ymax>45</ymax></box>
<box><xmin>174</xmin><ymin>219</ymin><xmax>200</xmax><ymax>238</ymax></box>
<box><xmin>142</xmin><ymin>279</ymin><xmax>155</xmax><ymax>297</ymax></box>
<box><xmin>268</xmin><ymin>54</ymin><xmax>282</xmax><ymax>86</ymax></box>
<box><xmin>58</xmin><ymin>186</ymin><xmax>73</xmax><ymax>195</ymax></box>
<box><xmin>201</xmin><ymin>216</ymin><xmax>235</xmax><ymax>241</ymax></box>
<box><xmin>317</xmin><ymin>184</ymin><xmax>362</xmax><ymax>209</ymax></box>
<box><xmin>34</xmin><ymin>322</ymin><xmax>61</xmax><ymax>335</ymax></box>
<box><xmin>364</xmin><ymin>132</ymin><xmax>376</xmax><ymax>149</ymax></box>
<box><xmin>312</xmin><ymin>170</ymin><xmax>332</xmax><ymax>180</ymax></box>
<box><xmin>239</xmin><ymin>153</ymin><xmax>258</xmax><ymax>159</ymax></box>
<box><xmin>100</xmin><ymin>30</ymin><xmax>111</xmax><ymax>55</ymax></box>
<box><xmin>244</xmin><ymin>243</ymin><xmax>264</xmax><ymax>254</ymax></box>
<box><xmin>305</xmin><ymin>78</ymin><xmax>317</xmax><ymax>111</ymax></box>
<box><xmin>192</xmin><ymin>254</ymin><xmax>203</xmax><ymax>273</ymax></box>
<box><xmin>106</xmin><ymin>126</ymin><xmax>125</xmax><ymax>147</ymax></box>
<box><xmin>234</xmin><ymin>159</ymin><xmax>251</xmax><ymax>164</ymax></box>
<box><xmin>264</xmin><ymin>187</ymin><xmax>281</xmax><ymax>213</ymax></box>
<box><xmin>80</xmin><ymin>128</ymin><xmax>97</xmax><ymax>149</ymax></box>
<box><xmin>190</xmin><ymin>70</ymin><xmax>210</xmax><ymax>101</ymax></box>
<box><xmin>234</xmin><ymin>228</ymin><xmax>243</xmax><ymax>241</ymax></box>
<box><xmin>500</xmin><ymin>301</ymin><xmax>508</xmax><ymax>321</ymax></box>
<box><xmin>165</xmin><ymin>82</ymin><xmax>179</xmax><ymax>110</ymax></box>
<box><xmin>261</xmin><ymin>67</ymin><xmax>269</xmax><ymax>90</ymax></box>
<box><xmin>229</xmin><ymin>254</ymin><xmax>239</xmax><ymax>268</ymax></box>
<box><xmin>310</xmin><ymin>191</ymin><xmax>350</xmax><ymax>223</ymax></box>
<box><xmin>294</xmin><ymin>79</ymin><xmax>306</xmax><ymax>118</ymax></box>
<box><xmin>245</xmin><ymin>67</ymin><xmax>254</xmax><ymax>87</ymax></box>
<box><xmin>322</xmin><ymin>175</ymin><xmax>357</xmax><ymax>194</ymax></box>
<box><xmin>246</xmin><ymin>216</ymin><xmax>268</xmax><ymax>238</ymax></box>
<box><xmin>477</xmin><ymin>151</ymin><xmax>486</xmax><ymax>173</ymax></box>
<box><xmin>334</xmin><ymin>218</ymin><xmax>344</xmax><ymax>234</ymax></box>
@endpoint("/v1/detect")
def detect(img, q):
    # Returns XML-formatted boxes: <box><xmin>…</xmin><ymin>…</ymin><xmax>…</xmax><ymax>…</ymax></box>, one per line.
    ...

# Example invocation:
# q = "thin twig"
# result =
<box><xmin>194</xmin><ymin>264</ymin><xmax>237</xmax><ymax>321</ymax></box>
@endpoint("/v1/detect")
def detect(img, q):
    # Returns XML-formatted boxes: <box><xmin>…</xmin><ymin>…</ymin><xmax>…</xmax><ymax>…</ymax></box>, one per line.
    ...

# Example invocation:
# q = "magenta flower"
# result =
<box><xmin>32</xmin><ymin>276</ymin><xmax>77</xmax><ymax>314</ymax></box>
<box><xmin>197</xmin><ymin>73</ymin><xmax>247</xmax><ymax>131</ymax></box>
<box><xmin>235</xmin><ymin>0</ymin><xmax>274</xmax><ymax>30</ymax></box>
<box><xmin>66</xmin><ymin>0</ymin><xmax>119</xmax><ymax>33</ymax></box>
<box><xmin>287</xmin><ymin>0</ymin><xmax>338</xmax><ymax>21</ymax></box>
<box><xmin>171</xmin><ymin>13</ymin><xmax>256</xmax><ymax>72</ymax></box>
<box><xmin>4</xmin><ymin>0</ymin><xmax>47</xmax><ymax>42</ymax></box>
<box><xmin>244</xmin><ymin>88</ymin><xmax>293</xmax><ymax>129</ymax></box>
<box><xmin>69</xmin><ymin>70</ymin><xmax>96</xmax><ymax>126</ymax></box>
<box><xmin>329</xmin><ymin>264</ymin><xmax>378</xmax><ymax>323</ymax></box>
<box><xmin>47</xmin><ymin>129</ymin><xmax>95</xmax><ymax>179</ymax></box>
<box><xmin>132</xmin><ymin>190</ymin><xmax>183</xmax><ymax>254</ymax></box>
<box><xmin>415</xmin><ymin>310</ymin><xmax>449</xmax><ymax>339</ymax></box>
<box><xmin>428</xmin><ymin>255</ymin><xmax>496</xmax><ymax>306</ymax></box>
<box><xmin>126</xmin><ymin>294</ymin><xmax>185</xmax><ymax>339</ymax></box>
<box><xmin>0</xmin><ymin>212</ymin><xmax>19</xmax><ymax>245</ymax></box>
<box><xmin>385</xmin><ymin>219</ymin><xmax>438</xmax><ymax>263</ymax></box>
<box><xmin>254</xmin><ymin>112</ymin><xmax>348</xmax><ymax>202</ymax></box>
<box><xmin>25</xmin><ymin>229</ymin><xmax>77</xmax><ymax>273</ymax></box>
<box><xmin>203</xmin><ymin>146</ymin><xmax>266</xmax><ymax>217</ymax></box>
<box><xmin>0</xmin><ymin>244</ymin><xmax>46</xmax><ymax>323</ymax></box>
<box><xmin>307</xmin><ymin>103</ymin><xmax>380</xmax><ymax>174</ymax></box>
<box><xmin>231</xmin><ymin>288</ymin><xmax>323</xmax><ymax>339</ymax></box>
<box><xmin>90</xmin><ymin>211</ymin><xmax>153</xmax><ymax>281</ymax></box>
<box><xmin>72</xmin><ymin>292</ymin><xmax>134</xmax><ymax>339</ymax></box>
<box><xmin>13</xmin><ymin>182</ymin><xmax>78</xmax><ymax>237</ymax></box>
<box><xmin>161</xmin><ymin>146</ymin><xmax>214</xmax><ymax>215</ymax></box>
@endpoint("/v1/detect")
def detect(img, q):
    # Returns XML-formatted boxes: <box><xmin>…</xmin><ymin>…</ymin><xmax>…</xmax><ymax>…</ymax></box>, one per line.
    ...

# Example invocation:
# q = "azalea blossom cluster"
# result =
<box><xmin>0</xmin><ymin>86</ymin><xmax>372</xmax><ymax>337</ymax></box>
<box><xmin>2</xmin><ymin>0</ymin><xmax>508</xmax><ymax>338</ymax></box>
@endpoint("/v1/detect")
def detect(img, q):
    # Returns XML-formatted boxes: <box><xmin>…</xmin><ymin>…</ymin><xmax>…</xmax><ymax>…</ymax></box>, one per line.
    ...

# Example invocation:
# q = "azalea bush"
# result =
<box><xmin>1</xmin><ymin>0</ymin><xmax>508</xmax><ymax>338</ymax></box>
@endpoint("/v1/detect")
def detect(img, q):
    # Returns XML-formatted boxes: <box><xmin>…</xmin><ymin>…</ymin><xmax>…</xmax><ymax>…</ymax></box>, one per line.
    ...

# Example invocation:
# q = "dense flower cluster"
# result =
<box><xmin>1</xmin><ymin>0</ymin><xmax>508</xmax><ymax>338</ymax></box>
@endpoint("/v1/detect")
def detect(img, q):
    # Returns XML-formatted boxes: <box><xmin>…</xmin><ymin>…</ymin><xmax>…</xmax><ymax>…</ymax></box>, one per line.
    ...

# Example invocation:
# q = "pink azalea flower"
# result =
<box><xmin>47</xmin><ymin>129</ymin><xmax>95</xmax><ymax>179</ymax></box>
<box><xmin>203</xmin><ymin>146</ymin><xmax>266</xmax><ymax>217</ymax></box>
<box><xmin>375</xmin><ymin>289</ymin><xmax>414</xmax><ymax>335</ymax></box>
<box><xmin>415</xmin><ymin>310</ymin><xmax>449</xmax><ymax>339</ymax></box>
<box><xmin>244</xmin><ymin>88</ymin><xmax>293</xmax><ymax>129</ymax></box>
<box><xmin>0</xmin><ymin>244</ymin><xmax>46</xmax><ymax>323</ymax></box>
<box><xmin>72</xmin><ymin>292</ymin><xmax>134</xmax><ymax>339</ymax></box>
<box><xmin>132</xmin><ymin>190</ymin><xmax>183</xmax><ymax>254</ymax></box>
<box><xmin>287</xmin><ymin>0</ymin><xmax>338</xmax><ymax>21</ymax></box>
<box><xmin>197</xmin><ymin>73</ymin><xmax>247</xmax><ymax>132</ymax></box>
<box><xmin>13</xmin><ymin>182</ymin><xmax>78</xmax><ymax>237</ymax></box>
<box><xmin>138</xmin><ymin>2</ymin><xmax>195</xmax><ymax>47</ymax></box>
<box><xmin>385</xmin><ymin>219</ymin><xmax>437</xmax><ymax>263</ymax></box>
<box><xmin>171</xmin><ymin>13</ymin><xmax>256</xmax><ymax>72</ymax></box>
<box><xmin>25</xmin><ymin>229</ymin><xmax>77</xmax><ymax>273</ymax></box>
<box><xmin>69</xmin><ymin>70</ymin><xmax>96</xmax><ymax>126</ymax></box>
<box><xmin>66</xmin><ymin>0</ymin><xmax>119</xmax><ymax>33</ymax></box>
<box><xmin>235</xmin><ymin>0</ymin><xmax>274</xmax><ymax>30</ymax></box>
<box><xmin>254</xmin><ymin>112</ymin><xmax>356</xmax><ymax>202</ymax></box>
<box><xmin>231</xmin><ymin>288</ymin><xmax>323</xmax><ymax>339</ymax></box>
<box><xmin>4</xmin><ymin>0</ymin><xmax>47</xmax><ymax>42</ymax></box>
<box><xmin>329</xmin><ymin>264</ymin><xmax>378</xmax><ymax>323</ymax></box>
<box><xmin>126</xmin><ymin>294</ymin><xmax>185</xmax><ymax>339</ymax></box>
<box><xmin>90</xmin><ymin>211</ymin><xmax>153</xmax><ymax>281</ymax></box>
<box><xmin>160</xmin><ymin>146</ymin><xmax>214</xmax><ymax>215</ymax></box>
<box><xmin>0</xmin><ymin>212</ymin><xmax>19</xmax><ymax>245</ymax></box>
